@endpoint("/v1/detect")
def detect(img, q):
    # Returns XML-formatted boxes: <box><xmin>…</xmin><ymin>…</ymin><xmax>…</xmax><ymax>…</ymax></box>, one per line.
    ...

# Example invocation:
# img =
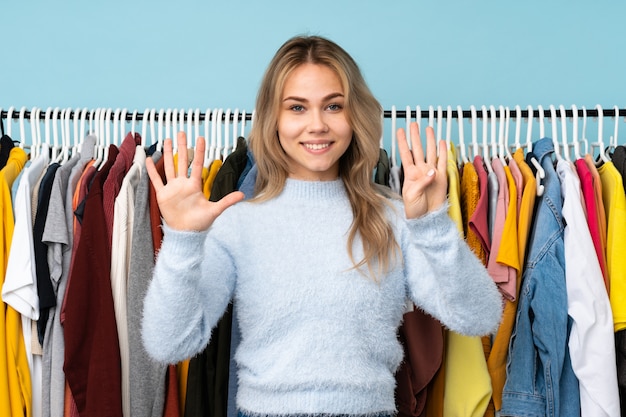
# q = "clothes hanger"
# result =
<box><xmin>496</xmin><ymin>105</ymin><xmax>507</xmax><ymax>164</ymax></box>
<box><xmin>208</xmin><ymin>108</ymin><xmax>219</xmax><ymax>163</ymax></box>
<box><xmin>51</xmin><ymin>107</ymin><xmax>61</xmax><ymax>162</ymax></box>
<box><xmin>514</xmin><ymin>105</ymin><xmax>522</xmax><ymax>151</ymax></box>
<box><xmin>5</xmin><ymin>106</ymin><xmax>14</xmax><ymax>138</ymax></box>
<box><xmin>186</xmin><ymin>108</ymin><xmax>193</xmax><ymax>149</ymax></box>
<box><xmin>436</xmin><ymin>105</ymin><xmax>443</xmax><ymax>142</ymax></box>
<box><xmin>525</xmin><ymin>105</ymin><xmax>545</xmax><ymax>196</ymax></box>
<box><xmin>19</xmin><ymin>106</ymin><xmax>27</xmax><ymax>150</ymax></box>
<box><xmin>445</xmin><ymin>105</ymin><xmax>454</xmax><ymax>162</ymax></box>
<box><xmin>166</xmin><ymin>108</ymin><xmax>174</xmax><ymax>152</ymax></box>
<box><xmin>581</xmin><ymin>106</ymin><xmax>590</xmax><ymax>156</ymax></box>
<box><xmin>470</xmin><ymin>105</ymin><xmax>479</xmax><ymax>159</ymax></box>
<box><xmin>92</xmin><ymin>108</ymin><xmax>103</xmax><ymax>168</ymax></box>
<box><xmin>489</xmin><ymin>105</ymin><xmax>498</xmax><ymax>164</ymax></box>
<box><xmin>594</xmin><ymin>104</ymin><xmax>610</xmax><ymax>164</ymax></box>
<box><xmin>30</xmin><ymin>107</ymin><xmax>42</xmax><ymax>159</ymax></box>
<box><xmin>216</xmin><ymin>108</ymin><xmax>224</xmax><ymax>160</ymax></box>
<box><xmin>231</xmin><ymin>108</ymin><xmax>239</xmax><ymax>154</ymax></box>
<box><xmin>457</xmin><ymin>105</ymin><xmax>469</xmax><ymax>164</ymax></box>
<box><xmin>120</xmin><ymin>108</ymin><xmax>129</xmax><ymax>139</ymax></box>
<box><xmin>571</xmin><ymin>104</ymin><xmax>582</xmax><ymax>160</ymax></box>
<box><xmin>130</xmin><ymin>109</ymin><xmax>138</xmax><ymax>140</ymax></box>
<box><xmin>101</xmin><ymin>108</ymin><xmax>112</xmax><ymax>167</ymax></box>
<box><xmin>193</xmin><ymin>108</ymin><xmax>201</xmax><ymax>145</ymax></box>
<box><xmin>390</xmin><ymin>105</ymin><xmax>397</xmax><ymax>165</ymax></box>
<box><xmin>236</xmin><ymin>109</ymin><xmax>246</xmax><ymax>153</ymax></box>
<box><xmin>610</xmin><ymin>105</ymin><xmax>619</xmax><ymax>152</ymax></box>
<box><xmin>77</xmin><ymin>107</ymin><xmax>88</xmax><ymax>155</ymax></box>
<box><xmin>157</xmin><ymin>109</ymin><xmax>165</xmax><ymax>153</ymax></box>
<box><xmin>549</xmin><ymin>104</ymin><xmax>563</xmax><ymax>161</ymax></box>
<box><xmin>503</xmin><ymin>106</ymin><xmax>513</xmax><ymax>161</ymax></box>
<box><xmin>60</xmin><ymin>107</ymin><xmax>71</xmax><ymax>163</ymax></box>
<box><xmin>44</xmin><ymin>107</ymin><xmax>53</xmax><ymax>157</ymax></box>
<box><xmin>481</xmin><ymin>105</ymin><xmax>493</xmax><ymax>174</ymax></box>
<box><xmin>204</xmin><ymin>108</ymin><xmax>212</xmax><ymax>168</ymax></box>
<box><xmin>428</xmin><ymin>105</ymin><xmax>435</xmax><ymax>133</ymax></box>
<box><xmin>415</xmin><ymin>105</ymin><xmax>422</xmax><ymax>147</ymax></box>
<box><xmin>537</xmin><ymin>105</ymin><xmax>545</xmax><ymax>139</ymax></box>
<box><xmin>223</xmin><ymin>108</ymin><xmax>232</xmax><ymax>160</ymax></box>
<box><xmin>113</xmin><ymin>108</ymin><xmax>121</xmax><ymax>146</ymax></box>
<box><xmin>559</xmin><ymin>105</ymin><xmax>570</xmax><ymax>162</ymax></box>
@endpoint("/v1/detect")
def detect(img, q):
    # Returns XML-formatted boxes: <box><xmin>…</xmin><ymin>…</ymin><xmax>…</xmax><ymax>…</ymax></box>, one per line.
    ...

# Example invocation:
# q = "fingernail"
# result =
<box><xmin>427</xmin><ymin>169</ymin><xmax>435</xmax><ymax>177</ymax></box>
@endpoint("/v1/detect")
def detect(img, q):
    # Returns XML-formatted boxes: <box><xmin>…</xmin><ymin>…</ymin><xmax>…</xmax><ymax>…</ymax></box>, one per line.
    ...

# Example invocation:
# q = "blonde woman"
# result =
<box><xmin>142</xmin><ymin>35</ymin><xmax>502</xmax><ymax>416</ymax></box>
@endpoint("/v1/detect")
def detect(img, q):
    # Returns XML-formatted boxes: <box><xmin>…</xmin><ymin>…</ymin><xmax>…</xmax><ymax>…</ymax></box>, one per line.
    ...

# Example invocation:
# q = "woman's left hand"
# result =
<box><xmin>397</xmin><ymin>122</ymin><xmax>448</xmax><ymax>219</ymax></box>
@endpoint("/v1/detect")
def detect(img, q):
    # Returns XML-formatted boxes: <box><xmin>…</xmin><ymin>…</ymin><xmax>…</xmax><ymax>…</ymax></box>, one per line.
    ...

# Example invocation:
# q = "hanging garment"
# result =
<box><xmin>575</xmin><ymin>158</ymin><xmax>609</xmax><ymax>290</ymax></box>
<box><xmin>442</xmin><ymin>148</ymin><xmax>492</xmax><ymax>417</ymax></box>
<box><xmin>128</xmin><ymin>151</ymin><xmax>168</xmax><ymax>417</ymax></box>
<box><xmin>41</xmin><ymin>135</ymin><xmax>96</xmax><ymax>417</ymax></box>
<box><xmin>0</xmin><ymin>134</ymin><xmax>15</xmax><ymax>170</ymax></box>
<box><xmin>3</xmin><ymin>144</ymin><xmax>50</xmax><ymax>417</ymax></box>
<box><xmin>62</xmin><ymin>144</ymin><xmax>123</xmax><ymax>417</ymax></box>
<box><xmin>469</xmin><ymin>155</ymin><xmax>491</xmax><ymax>260</ymax></box>
<box><xmin>557</xmin><ymin>158</ymin><xmax>620</xmax><ymax>417</ymax></box>
<box><xmin>111</xmin><ymin>144</ymin><xmax>146</xmax><ymax>417</ymax></box>
<box><xmin>185</xmin><ymin>136</ymin><xmax>249</xmax><ymax>417</ymax></box>
<box><xmin>501</xmin><ymin>138</ymin><xmax>580</xmax><ymax>417</ymax></box>
<box><xmin>0</xmin><ymin>146</ymin><xmax>29</xmax><ymax>417</ymax></box>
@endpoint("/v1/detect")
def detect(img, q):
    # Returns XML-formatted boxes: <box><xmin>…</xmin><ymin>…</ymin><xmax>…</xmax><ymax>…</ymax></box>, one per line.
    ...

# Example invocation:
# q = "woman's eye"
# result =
<box><xmin>327</xmin><ymin>103</ymin><xmax>342</xmax><ymax>111</ymax></box>
<box><xmin>290</xmin><ymin>105</ymin><xmax>304</xmax><ymax>112</ymax></box>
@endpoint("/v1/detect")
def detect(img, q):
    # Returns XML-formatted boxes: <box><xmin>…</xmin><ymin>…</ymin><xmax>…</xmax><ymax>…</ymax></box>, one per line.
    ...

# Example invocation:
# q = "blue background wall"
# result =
<box><xmin>2</xmin><ymin>0</ymin><xmax>626</xmax><ymax>148</ymax></box>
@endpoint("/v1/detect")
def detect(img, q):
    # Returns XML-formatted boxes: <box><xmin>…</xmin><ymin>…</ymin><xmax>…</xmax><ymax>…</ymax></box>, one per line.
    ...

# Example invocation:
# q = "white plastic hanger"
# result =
<box><xmin>6</xmin><ymin>106</ymin><xmax>14</xmax><ymax>138</ymax></box>
<box><xmin>414</xmin><ymin>106</ymin><xmax>422</xmax><ymax>148</ymax></box>
<box><xmin>457</xmin><ymin>105</ymin><xmax>468</xmax><ymax>164</ymax></box>
<box><xmin>223</xmin><ymin>109</ymin><xmax>232</xmax><ymax>160</ymax></box>
<box><xmin>165</xmin><ymin>109</ymin><xmax>173</xmax><ymax>152</ymax></box>
<box><xmin>504</xmin><ymin>106</ymin><xmax>513</xmax><ymax>161</ymax></box>
<box><xmin>549</xmin><ymin>105</ymin><xmax>562</xmax><ymax>161</ymax></box>
<box><xmin>404</xmin><ymin>106</ymin><xmax>412</xmax><ymax>144</ymax></box>
<box><xmin>157</xmin><ymin>109</ymin><xmax>165</xmax><ymax>153</ymax></box>
<box><xmin>537</xmin><ymin>105</ymin><xmax>546</xmax><ymax>139</ymax></box>
<box><xmin>428</xmin><ymin>105</ymin><xmax>435</xmax><ymax>131</ymax></box>
<box><xmin>390</xmin><ymin>105</ymin><xmax>397</xmax><ymax>166</ymax></box>
<box><xmin>470</xmin><ymin>105</ymin><xmax>479</xmax><ymax>159</ymax></box>
<box><xmin>525</xmin><ymin>105</ymin><xmax>545</xmax><ymax>196</ymax></box>
<box><xmin>130</xmin><ymin>110</ymin><xmax>138</xmax><ymax>139</ymax></box>
<box><xmin>92</xmin><ymin>108</ymin><xmax>103</xmax><ymax>168</ymax></box>
<box><xmin>186</xmin><ymin>108</ymin><xmax>193</xmax><ymax>149</ymax></box>
<box><xmin>231</xmin><ymin>108</ymin><xmax>239</xmax><ymax>154</ymax></box>
<box><xmin>19</xmin><ymin>106</ymin><xmax>27</xmax><ymax>149</ymax></box>
<box><xmin>595</xmin><ymin>104</ymin><xmax>610</xmax><ymax>163</ymax></box>
<box><xmin>581</xmin><ymin>106</ymin><xmax>589</xmax><ymax>156</ymax></box>
<box><xmin>44</xmin><ymin>107</ymin><xmax>53</xmax><ymax>153</ymax></box>
<box><xmin>204</xmin><ymin>108</ymin><xmax>213</xmax><ymax>167</ymax></box>
<box><xmin>481</xmin><ymin>105</ymin><xmax>493</xmax><ymax>174</ymax></box>
<box><xmin>30</xmin><ymin>107</ymin><xmax>41</xmax><ymax>159</ymax></box>
<box><xmin>497</xmin><ymin>105</ymin><xmax>507</xmax><ymax>164</ymax></box>
<box><xmin>215</xmin><ymin>108</ymin><xmax>224</xmax><ymax>160</ymax></box>
<box><xmin>489</xmin><ymin>105</ymin><xmax>498</xmax><ymax>163</ymax></box>
<box><xmin>610</xmin><ymin>105</ymin><xmax>619</xmax><ymax>151</ymax></box>
<box><xmin>514</xmin><ymin>105</ymin><xmax>522</xmax><ymax>151</ymax></box>
<box><xmin>436</xmin><ymin>105</ymin><xmax>443</xmax><ymax>142</ymax></box>
<box><xmin>78</xmin><ymin>107</ymin><xmax>89</xmax><ymax>155</ymax></box>
<box><xmin>113</xmin><ymin>108</ymin><xmax>121</xmax><ymax>146</ymax></box>
<box><xmin>102</xmin><ymin>108</ymin><xmax>112</xmax><ymax>167</ymax></box>
<box><xmin>208</xmin><ymin>108</ymin><xmax>219</xmax><ymax>163</ymax></box>
<box><xmin>120</xmin><ymin>108</ymin><xmax>128</xmax><ymax>139</ymax></box>
<box><xmin>571</xmin><ymin>104</ymin><xmax>582</xmax><ymax>160</ymax></box>
<box><xmin>559</xmin><ymin>105</ymin><xmax>570</xmax><ymax>162</ymax></box>
<box><xmin>239</xmin><ymin>109</ymin><xmax>247</xmax><ymax>142</ymax></box>
<box><xmin>61</xmin><ymin>108</ymin><xmax>71</xmax><ymax>163</ymax></box>
<box><xmin>193</xmin><ymin>108</ymin><xmax>201</xmax><ymax>145</ymax></box>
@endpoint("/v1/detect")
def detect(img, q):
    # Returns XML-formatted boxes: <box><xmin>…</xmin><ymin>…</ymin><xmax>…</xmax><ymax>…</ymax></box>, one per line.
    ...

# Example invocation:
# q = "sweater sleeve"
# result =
<box><xmin>141</xmin><ymin>224</ymin><xmax>236</xmax><ymax>364</ymax></box>
<box><xmin>401</xmin><ymin>202</ymin><xmax>503</xmax><ymax>337</ymax></box>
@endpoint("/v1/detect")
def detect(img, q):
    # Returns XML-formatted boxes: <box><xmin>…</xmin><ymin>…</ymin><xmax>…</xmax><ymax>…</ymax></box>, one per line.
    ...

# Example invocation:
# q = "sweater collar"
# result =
<box><xmin>281</xmin><ymin>178</ymin><xmax>346</xmax><ymax>201</ymax></box>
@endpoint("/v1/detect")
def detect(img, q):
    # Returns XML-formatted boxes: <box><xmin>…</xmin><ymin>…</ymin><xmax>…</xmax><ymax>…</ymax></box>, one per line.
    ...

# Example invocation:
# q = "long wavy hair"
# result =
<box><xmin>249</xmin><ymin>35</ymin><xmax>400</xmax><ymax>278</ymax></box>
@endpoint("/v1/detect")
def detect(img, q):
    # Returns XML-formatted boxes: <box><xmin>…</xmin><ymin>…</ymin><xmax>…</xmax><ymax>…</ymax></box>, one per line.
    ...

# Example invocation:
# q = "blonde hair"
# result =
<box><xmin>249</xmin><ymin>35</ymin><xmax>400</xmax><ymax>278</ymax></box>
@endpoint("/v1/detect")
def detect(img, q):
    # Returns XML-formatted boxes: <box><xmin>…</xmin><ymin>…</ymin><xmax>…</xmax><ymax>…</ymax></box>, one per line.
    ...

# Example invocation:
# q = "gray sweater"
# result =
<box><xmin>142</xmin><ymin>178</ymin><xmax>502</xmax><ymax>416</ymax></box>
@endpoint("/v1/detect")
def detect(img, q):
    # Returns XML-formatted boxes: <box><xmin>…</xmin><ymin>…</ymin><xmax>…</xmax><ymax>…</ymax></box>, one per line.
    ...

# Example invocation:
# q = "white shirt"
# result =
<box><xmin>557</xmin><ymin>159</ymin><xmax>620</xmax><ymax>417</ymax></box>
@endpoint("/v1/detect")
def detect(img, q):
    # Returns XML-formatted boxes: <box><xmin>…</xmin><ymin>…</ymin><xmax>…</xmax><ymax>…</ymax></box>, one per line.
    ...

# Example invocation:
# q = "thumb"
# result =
<box><xmin>212</xmin><ymin>191</ymin><xmax>245</xmax><ymax>216</ymax></box>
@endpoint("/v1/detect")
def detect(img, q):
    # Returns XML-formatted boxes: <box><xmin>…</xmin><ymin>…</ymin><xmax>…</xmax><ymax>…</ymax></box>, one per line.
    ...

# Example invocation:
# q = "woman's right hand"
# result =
<box><xmin>146</xmin><ymin>131</ymin><xmax>244</xmax><ymax>232</ymax></box>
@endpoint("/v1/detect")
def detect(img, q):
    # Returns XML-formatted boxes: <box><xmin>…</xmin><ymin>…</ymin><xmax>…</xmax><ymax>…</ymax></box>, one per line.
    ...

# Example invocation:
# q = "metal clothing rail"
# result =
<box><xmin>1</xmin><ymin>106</ymin><xmax>626</xmax><ymax>121</ymax></box>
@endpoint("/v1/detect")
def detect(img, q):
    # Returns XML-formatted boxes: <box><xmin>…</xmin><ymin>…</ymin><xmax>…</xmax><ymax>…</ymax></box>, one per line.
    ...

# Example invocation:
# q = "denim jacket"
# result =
<box><xmin>500</xmin><ymin>138</ymin><xmax>580</xmax><ymax>417</ymax></box>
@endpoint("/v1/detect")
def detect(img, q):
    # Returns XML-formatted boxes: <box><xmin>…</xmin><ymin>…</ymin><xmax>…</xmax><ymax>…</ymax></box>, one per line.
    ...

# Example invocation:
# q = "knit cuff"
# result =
<box><xmin>160</xmin><ymin>223</ymin><xmax>208</xmax><ymax>258</ymax></box>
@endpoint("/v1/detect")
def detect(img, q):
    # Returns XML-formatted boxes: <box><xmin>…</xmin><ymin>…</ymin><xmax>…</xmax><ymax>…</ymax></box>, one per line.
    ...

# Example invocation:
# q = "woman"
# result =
<box><xmin>142</xmin><ymin>35</ymin><xmax>502</xmax><ymax>416</ymax></box>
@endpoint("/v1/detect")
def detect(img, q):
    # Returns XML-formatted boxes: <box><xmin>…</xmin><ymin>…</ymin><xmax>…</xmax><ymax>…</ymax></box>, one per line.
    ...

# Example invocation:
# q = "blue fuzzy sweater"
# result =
<box><xmin>142</xmin><ymin>178</ymin><xmax>502</xmax><ymax>416</ymax></box>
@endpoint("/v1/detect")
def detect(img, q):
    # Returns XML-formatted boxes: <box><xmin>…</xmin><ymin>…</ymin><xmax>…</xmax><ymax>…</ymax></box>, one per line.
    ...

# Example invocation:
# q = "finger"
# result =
<box><xmin>145</xmin><ymin>156</ymin><xmax>164</xmax><ymax>191</ymax></box>
<box><xmin>397</xmin><ymin>127</ymin><xmax>414</xmax><ymax>167</ymax></box>
<box><xmin>437</xmin><ymin>140</ymin><xmax>448</xmax><ymax>173</ymax></box>
<box><xmin>176</xmin><ymin>131</ymin><xmax>189</xmax><ymax>177</ymax></box>
<box><xmin>213</xmin><ymin>191</ymin><xmax>245</xmax><ymax>217</ymax></box>
<box><xmin>425</xmin><ymin>126</ymin><xmax>437</xmax><ymax>166</ymax></box>
<box><xmin>189</xmin><ymin>136</ymin><xmax>206</xmax><ymax>180</ymax></box>
<box><xmin>410</xmin><ymin>122</ymin><xmax>425</xmax><ymax>163</ymax></box>
<box><xmin>163</xmin><ymin>138</ymin><xmax>175</xmax><ymax>180</ymax></box>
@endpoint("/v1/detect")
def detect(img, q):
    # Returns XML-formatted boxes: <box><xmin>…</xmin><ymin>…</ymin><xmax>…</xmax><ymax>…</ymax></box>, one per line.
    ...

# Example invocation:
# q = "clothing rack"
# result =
<box><xmin>1</xmin><ymin>106</ymin><xmax>626</xmax><ymax>122</ymax></box>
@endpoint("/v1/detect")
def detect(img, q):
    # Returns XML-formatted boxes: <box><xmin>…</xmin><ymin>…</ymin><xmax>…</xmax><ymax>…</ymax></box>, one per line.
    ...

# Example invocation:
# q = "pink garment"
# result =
<box><xmin>470</xmin><ymin>155</ymin><xmax>491</xmax><ymax>258</ymax></box>
<box><xmin>575</xmin><ymin>158</ymin><xmax>609</xmax><ymax>291</ymax></box>
<box><xmin>487</xmin><ymin>159</ymin><xmax>516</xmax><ymax>301</ymax></box>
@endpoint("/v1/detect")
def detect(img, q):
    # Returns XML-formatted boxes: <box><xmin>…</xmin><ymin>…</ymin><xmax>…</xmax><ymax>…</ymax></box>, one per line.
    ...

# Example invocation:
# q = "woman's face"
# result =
<box><xmin>277</xmin><ymin>63</ymin><xmax>353</xmax><ymax>181</ymax></box>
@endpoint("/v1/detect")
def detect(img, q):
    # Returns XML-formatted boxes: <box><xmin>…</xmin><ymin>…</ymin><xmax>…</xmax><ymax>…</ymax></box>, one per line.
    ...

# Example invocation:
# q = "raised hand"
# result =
<box><xmin>397</xmin><ymin>122</ymin><xmax>447</xmax><ymax>219</ymax></box>
<box><xmin>145</xmin><ymin>131</ymin><xmax>244</xmax><ymax>231</ymax></box>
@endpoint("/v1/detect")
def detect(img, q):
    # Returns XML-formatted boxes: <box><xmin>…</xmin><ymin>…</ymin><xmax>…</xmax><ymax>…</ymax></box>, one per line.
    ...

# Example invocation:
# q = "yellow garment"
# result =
<box><xmin>203</xmin><ymin>159</ymin><xmax>223</xmax><ymax>200</ymax></box>
<box><xmin>460</xmin><ymin>162</ymin><xmax>487</xmax><ymax>265</ymax></box>
<box><xmin>486</xmin><ymin>164</ymin><xmax>522</xmax><ymax>413</ymax></box>
<box><xmin>598</xmin><ymin>161</ymin><xmax>626</xmax><ymax>331</ymax></box>
<box><xmin>443</xmin><ymin>149</ymin><xmax>492</xmax><ymax>417</ymax></box>
<box><xmin>1</xmin><ymin>147</ymin><xmax>30</xmax><ymax>417</ymax></box>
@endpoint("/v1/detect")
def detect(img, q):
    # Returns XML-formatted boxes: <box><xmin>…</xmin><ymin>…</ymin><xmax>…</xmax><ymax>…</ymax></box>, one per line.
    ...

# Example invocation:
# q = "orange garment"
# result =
<box><xmin>460</xmin><ymin>161</ymin><xmax>487</xmax><ymax>264</ymax></box>
<box><xmin>585</xmin><ymin>154</ymin><xmax>609</xmax><ymax>290</ymax></box>
<box><xmin>203</xmin><ymin>159</ymin><xmax>223</xmax><ymax>200</ymax></box>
